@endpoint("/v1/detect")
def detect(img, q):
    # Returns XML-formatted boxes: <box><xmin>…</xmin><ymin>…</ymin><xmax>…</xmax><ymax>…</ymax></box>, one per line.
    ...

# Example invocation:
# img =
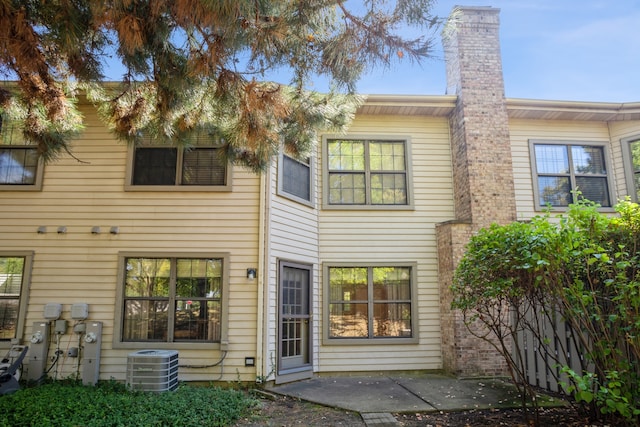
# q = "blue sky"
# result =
<box><xmin>355</xmin><ymin>0</ymin><xmax>640</xmax><ymax>102</ymax></box>
<box><xmin>98</xmin><ymin>1</ymin><xmax>639</xmax><ymax>103</ymax></box>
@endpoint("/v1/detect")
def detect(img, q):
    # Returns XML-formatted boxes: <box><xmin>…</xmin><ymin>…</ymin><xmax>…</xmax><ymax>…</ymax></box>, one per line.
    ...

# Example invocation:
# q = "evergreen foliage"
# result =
<box><xmin>0</xmin><ymin>0</ymin><xmax>439</xmax><ymax>170</ymax></box>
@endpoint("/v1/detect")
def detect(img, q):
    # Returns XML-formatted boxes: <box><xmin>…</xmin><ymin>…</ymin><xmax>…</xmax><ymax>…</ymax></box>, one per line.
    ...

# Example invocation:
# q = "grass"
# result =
<box><xmin>0</xmin><ymin>380</ymin><xmax>257</xmax><ymax>426</ymax></box>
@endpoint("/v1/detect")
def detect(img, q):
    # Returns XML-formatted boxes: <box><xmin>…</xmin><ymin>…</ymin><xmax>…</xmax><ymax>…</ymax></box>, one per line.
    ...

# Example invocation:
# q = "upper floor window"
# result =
<box><xmin>0</xmin><ymin>252</ymin><xmax>32</xmax><ymax>345</ymax></box>
<box><xmin>530</xmin><ymin>140</ymin><xmax>612</xmax><ymax>209</ymax></box>
<box><xmin>278</xmin><ymin>153</ymin><xmax>313</xmax><ymax>206</ymax></box>
<box><xmin>126</xmin><ymin>131</ymin><xmax>231</xmax><ymax>191</ymax></box>
<box><xmin>324</xmin><ymin>138</ymin><xmax>411</xmax><ymax>209</ymax></box>
<box><xmin>0</xmin><ymin>115</ymin><xmax>43</xmax><ymax>191</ymax></box>
<box><xmin>622</xmin><ymin>136</ymin><xmax>640</xmax><ymax>202</ymax></box>
<box><xmin>115</xmin><ymin>254</ymin><xmax>229</xmax><ymax>348</ymax></box>
<box><xmin>324</xmin><ymin>263</ymin><xmax>417</xmax><ymax>343</ymax></box>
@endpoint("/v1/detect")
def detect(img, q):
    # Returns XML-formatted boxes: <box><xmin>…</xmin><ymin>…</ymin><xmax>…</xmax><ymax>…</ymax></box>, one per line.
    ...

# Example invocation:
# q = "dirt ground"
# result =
<box><xmin>233</xmin><ymin>393</ymin><xmax>611</xmax><ymax>427</ymax></box>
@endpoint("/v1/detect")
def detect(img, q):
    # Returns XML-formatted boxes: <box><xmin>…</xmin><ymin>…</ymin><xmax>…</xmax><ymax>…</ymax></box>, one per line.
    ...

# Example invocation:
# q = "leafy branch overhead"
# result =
<box><xmin>0</xmin><ymin>0</ymin><xmax>440</xmax><ymax>171</ymax></box>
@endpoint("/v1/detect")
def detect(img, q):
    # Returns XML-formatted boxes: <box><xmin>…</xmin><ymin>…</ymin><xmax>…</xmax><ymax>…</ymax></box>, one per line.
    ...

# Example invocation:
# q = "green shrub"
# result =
<box><xmin>453</xmin><ymin>198</ymin><xmax>640</xmax><ymax>424</ymax></box>
<box><xmin>0</xmin><ymin>380</ymin><xmax>256</xmax><ymax>427</ymax></box>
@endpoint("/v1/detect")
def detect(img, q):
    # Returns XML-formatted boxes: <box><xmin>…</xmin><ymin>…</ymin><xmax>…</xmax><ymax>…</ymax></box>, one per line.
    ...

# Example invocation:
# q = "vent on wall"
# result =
<box><xmin>126</xmin><ymin>350</ymin><xmax>178</xmax><ymax>392</ymax></box>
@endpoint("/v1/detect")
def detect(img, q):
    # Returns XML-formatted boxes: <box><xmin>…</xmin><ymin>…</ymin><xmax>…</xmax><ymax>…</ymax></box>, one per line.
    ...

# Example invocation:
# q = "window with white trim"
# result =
<box><xmin>530</xmin><ymin>140</ymin><xmax>612</xmax><ymax>209</ymax></box>
<box><xmin>116</xmin><ymin>255</ymin><xmax>228</xmax><ymax>346</ymax></box>
<box><xmin>325</xmin><ymin>138</ymin><xmax>409</xmax><ymax>207</ymax></box>
<box><xmin>325</xmin><ymin>264</ymin><xmax>416</xmax><ymax>342</ymax></box>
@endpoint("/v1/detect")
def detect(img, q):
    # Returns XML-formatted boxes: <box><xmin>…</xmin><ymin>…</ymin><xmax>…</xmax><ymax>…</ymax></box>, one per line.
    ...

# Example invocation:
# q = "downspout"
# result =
<box><xmin>256</xmin><ymin>162</ymin><xmax>271</xmax><ymax>381</ymax></box>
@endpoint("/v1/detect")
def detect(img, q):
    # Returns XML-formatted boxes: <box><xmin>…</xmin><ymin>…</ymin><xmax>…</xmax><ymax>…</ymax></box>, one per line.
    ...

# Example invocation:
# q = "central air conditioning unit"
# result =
<box><xmin>126</xmin><ymin>350</ymin><xmax>178</xmax><ymax>392</ymax></box>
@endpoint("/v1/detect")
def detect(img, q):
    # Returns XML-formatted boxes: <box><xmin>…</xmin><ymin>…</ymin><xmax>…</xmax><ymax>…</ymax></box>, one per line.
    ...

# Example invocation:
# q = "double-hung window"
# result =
<box><xmin>116</xmin><ymin>254</ymin><xmax>228</xmax><ymax>347</ymax></box>
<box><xmin>325</xmin><ymin>264</ymin><xmax>416</xmax><ymax>343</ymax></box>
<box><xmin>0</xmin><ymin>115</ymin><xmax>43</xmax><ymax>190</ymax></box>
<box><xmin>530</xmin><ymin>140</ymin><xmax>612</xmax><ymax>209</ymax></box>
<box><xmin>0</xmin><ymin>252</ymin><xmax>32</xmax><ymax>345</ymax></box>
<box><xmin>325</xmin><ymin>138</ymin><xmax>410</xmax><ymax>208</ymax></box>
<box><xmin>127</xmin><ymin>131</ymin><xmax>230</xmax><ymax>191</ymax></box>
<box><xmin>278</xmin><ymin>153</ymin><xmax>313</xmax><ymax>205</ymax></box>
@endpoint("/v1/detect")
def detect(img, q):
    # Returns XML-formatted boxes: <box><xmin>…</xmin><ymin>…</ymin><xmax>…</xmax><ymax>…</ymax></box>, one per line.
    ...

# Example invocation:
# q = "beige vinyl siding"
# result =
<box><xmin>318</xmin><ymin>114</ymin><xmax>454</xmax><ymax>372</ymax></box>
<box><xmin>509</xmin><ymin>119</ymin><xmax>618</xmax><ymax>220</ymax></box>
<box><xmin>267</xmin><ymin>162</ymin><xmax>320</xmax><ymax>377</ymax></box>
<box><xmin>0</xmin><ymin>104</ymin><xmax>261</xmax><ymax>382</ymax></box>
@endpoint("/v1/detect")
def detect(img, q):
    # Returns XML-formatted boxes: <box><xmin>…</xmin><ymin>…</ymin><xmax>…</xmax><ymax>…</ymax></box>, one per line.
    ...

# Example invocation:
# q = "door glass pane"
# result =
<box><xmin>281</xmin><ymin>318</ymin><xmax>306</xmax><ymax>358</ymax></box>
<box><xmin>282</xmin><ymin>267</ymin><xmax>308</xmax><ymax>316</ymax></box>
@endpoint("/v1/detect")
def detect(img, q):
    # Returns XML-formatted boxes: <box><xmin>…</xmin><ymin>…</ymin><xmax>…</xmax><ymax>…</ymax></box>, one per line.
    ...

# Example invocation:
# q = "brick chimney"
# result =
<box><xmin>437</xmin><ymin>6</ymin><xmax>516</xmax><ymax>376</ymax></box>
<box><xmin>443</xmin><ymin>6</ymin><xmax>516</xmax><ymax>226</ymax></box>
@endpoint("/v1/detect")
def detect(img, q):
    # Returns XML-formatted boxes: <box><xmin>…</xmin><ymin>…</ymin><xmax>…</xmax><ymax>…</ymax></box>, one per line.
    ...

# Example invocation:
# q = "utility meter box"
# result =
<box><xmin>43</xmin><ymin>303</ymin><xmax>62</xmax><ymax>320</ymax></box>
<box><xmin>70</xmin><ymin>303</ymin><xmax>89</xmax><ymax>320</ymax></box>
<box><xmin>82</xmin><ymin>321</ymin><xmax>103</xmax><ymax>386</ymax></box>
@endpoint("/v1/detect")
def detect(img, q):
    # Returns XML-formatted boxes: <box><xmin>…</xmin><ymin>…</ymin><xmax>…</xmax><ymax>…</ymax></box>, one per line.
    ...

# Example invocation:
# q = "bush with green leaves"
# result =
<box><xmin>0</xmin><ymin>380</ymin><xmax>256</xmax><ymax>427</ymax></box>
<box><xmin>452</xmin><ymin>199</ymin><xmax>640</xmax><ymax>424</ymax></box>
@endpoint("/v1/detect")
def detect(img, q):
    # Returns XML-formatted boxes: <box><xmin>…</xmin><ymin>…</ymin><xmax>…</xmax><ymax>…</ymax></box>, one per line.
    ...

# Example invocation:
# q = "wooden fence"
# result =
<box><xmin>513</xmin><ymin>303</ymin><xmax>590</xmax><ymax>394</ymax></box>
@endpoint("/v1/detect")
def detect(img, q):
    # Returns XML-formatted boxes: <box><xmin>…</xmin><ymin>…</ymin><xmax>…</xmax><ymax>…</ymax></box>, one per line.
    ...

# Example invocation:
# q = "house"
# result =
<box><xmin>1</xmin><ymin>6</ymin><xmax>639</xmax><ymax>385</ymax></box>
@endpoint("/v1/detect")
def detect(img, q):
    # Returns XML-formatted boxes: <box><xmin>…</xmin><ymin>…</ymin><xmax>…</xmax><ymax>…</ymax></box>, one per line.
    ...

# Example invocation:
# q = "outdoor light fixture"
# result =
<box><xmin>91</xmin><ymin>226</ymin><xmax>101</xmax><ymax>235</ymax></box>
<box><xmin>37</xmin><ymin>226</ymin><xmax>47</xmax><ymax>234</ymax></box>
<box><xmin>109</xmin><ymin>226</ymin><xmax>119</xmax><ymax>235</ymax></box>
<box><xmin>57</xmin><ymin>226</ymin><xmax>67</xmax><ymax>234</ymax></box>
<box><xmin>246</xmin><ymin>268</ymin><xmax>256</xmax><ymax>280</ymax></box>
